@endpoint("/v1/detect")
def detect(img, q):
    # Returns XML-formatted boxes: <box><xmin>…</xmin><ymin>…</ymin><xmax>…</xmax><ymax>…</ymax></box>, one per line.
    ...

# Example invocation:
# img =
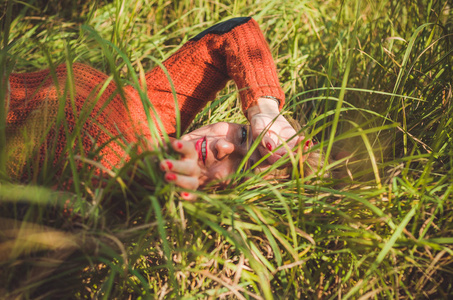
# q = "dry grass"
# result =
<box><xmin>1</xmin><ymin>0</ymin><xmax>452</xmax><ymax>298</ymax></box>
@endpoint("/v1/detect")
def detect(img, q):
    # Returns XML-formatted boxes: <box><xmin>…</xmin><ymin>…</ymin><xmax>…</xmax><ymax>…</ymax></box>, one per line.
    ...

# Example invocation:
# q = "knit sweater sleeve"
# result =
<box><xmin>6</xmin><ymin>63</ymin><xmax>144</xmax><ymax>179</ymax></box>
<box><xmin>144</xmin><ymin>17</ymin><xmax>284</xmax><ymax>136</ymax></box>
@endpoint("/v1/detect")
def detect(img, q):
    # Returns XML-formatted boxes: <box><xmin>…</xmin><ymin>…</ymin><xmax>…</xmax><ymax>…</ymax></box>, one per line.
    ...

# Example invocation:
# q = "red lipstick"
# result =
<box><xmin>196</xmin><ymin>137</ymin><xmax>207</xmax><ymax>165</ymax></box>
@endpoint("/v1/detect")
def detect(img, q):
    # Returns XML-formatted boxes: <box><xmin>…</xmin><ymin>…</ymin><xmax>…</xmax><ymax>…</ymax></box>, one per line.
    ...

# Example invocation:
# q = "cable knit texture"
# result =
<box><xmin>6</xmin><ymin>17</ymin><xmax>284</xmax><ymax>180</ymax></box>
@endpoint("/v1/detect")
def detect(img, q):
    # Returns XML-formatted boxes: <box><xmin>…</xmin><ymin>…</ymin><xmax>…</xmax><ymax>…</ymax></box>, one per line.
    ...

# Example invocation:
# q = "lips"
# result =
<box><xmin>196</xmin><ymin>137</ymin><xmax>207</xmax><ymax>165</ymax></box>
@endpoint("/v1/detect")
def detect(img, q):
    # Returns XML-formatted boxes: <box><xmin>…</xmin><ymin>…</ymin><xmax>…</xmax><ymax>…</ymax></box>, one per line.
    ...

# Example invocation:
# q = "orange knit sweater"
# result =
<box><xmin>6</xmin><ymin>17</ymin><xmax>284</xmax><ymax>180</ymax></box>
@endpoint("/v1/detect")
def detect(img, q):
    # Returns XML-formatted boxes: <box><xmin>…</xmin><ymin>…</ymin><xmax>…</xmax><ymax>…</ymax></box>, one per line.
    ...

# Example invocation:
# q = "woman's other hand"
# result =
<box><xmin>247</xmin><ymin>97</ymin><xmax>305</xmax><ymax>164</ymax></box>
<box><xmin>160</xmin><ymin>140</ymin><xmax>200</xmax><ymax>201</ymax></box>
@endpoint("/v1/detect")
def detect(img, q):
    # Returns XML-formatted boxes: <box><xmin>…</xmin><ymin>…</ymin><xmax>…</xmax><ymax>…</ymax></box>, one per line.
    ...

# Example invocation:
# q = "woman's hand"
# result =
<box><xmin>247</xmin><ymin>97</ymin><xmax>306</xmax><ymax>164</ymax></box>
<box><xmin>160</xmin><ymin>140</ymin><xmax>200</xmax><ymax>201</ymax></box>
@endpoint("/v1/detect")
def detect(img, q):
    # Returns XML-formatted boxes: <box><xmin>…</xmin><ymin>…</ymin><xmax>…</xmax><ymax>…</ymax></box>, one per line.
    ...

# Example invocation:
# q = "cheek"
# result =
<box><xmin>202</xmin><ymin>161</ymin><xmax>237</xmax><ymax>183</ymax></box>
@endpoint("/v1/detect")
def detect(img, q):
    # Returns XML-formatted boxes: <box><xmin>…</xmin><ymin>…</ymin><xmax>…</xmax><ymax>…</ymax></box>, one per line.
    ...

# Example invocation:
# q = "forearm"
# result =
<box><xmin>144</xmin><ymin>17</ymin><xmax>285</xmax><ymax>135</ymax></box>
<box><xmin>211</xmin><ymin>17</ymin><xmax>285</xmax><ymax>112</ymax></box>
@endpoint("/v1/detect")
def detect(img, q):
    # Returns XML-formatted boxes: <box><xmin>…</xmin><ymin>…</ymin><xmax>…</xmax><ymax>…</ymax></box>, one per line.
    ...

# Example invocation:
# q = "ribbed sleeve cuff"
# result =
<box><xmin>239</xmin><ymin>85</ymin><xmax>285</xmax><ymax>112</ymax></box>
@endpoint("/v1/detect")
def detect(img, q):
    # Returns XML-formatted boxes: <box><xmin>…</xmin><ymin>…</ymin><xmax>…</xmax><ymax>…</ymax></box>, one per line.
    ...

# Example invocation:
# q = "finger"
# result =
<box><xmin>171</xmin><ymin>139</ymin><xmax>197</xmax><ymax>160</ymax></box>
<box><xmin>291</xmin><ymin>136</ymin><xmax>309</xmax><ymax>151</ymax></box>
<box><xmin>164</xmin><ymin>172</ymin><xmax>199</xmax><ymax>191</ymax></box>
<box><xmin>256</xmin><ymin>139</ymin><xmax>275</xmax><ymax>164</ymax></box>
<box><xmin>160</xmin><ymin>158</ymin><xmax>200</xmax><ymax>177</ymax></box>
<box><xmin>294</xmin><ymin>136</ymin><xmax>306</xmax><ymax>146</ymax></box>
<box><xmin>180</xmin><ymin>191</ymin><xmax>197</xmax><ymax>201</ymax></box>
<box><xmin>258</xmin><ymin>135</ymin><xmax>286</xmax><ymax>164</ymax></box>
<box><xmin>303</xmin><ymin>139</ymin><xmax>313</xmax><ymax>151</ymax></box>
<box><xmin>258</xmin><ymin>135</ymin><xmax>308</xmax><ymax>164</ymax></box>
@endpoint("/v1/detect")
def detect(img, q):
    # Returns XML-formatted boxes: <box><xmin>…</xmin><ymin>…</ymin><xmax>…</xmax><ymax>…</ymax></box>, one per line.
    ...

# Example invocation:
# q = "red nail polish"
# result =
<box><xmin>176</xmin><ymin>142</ymin><xmax>183</xmax><ymax>149</ymax></box>
<box><xmin>266</xmin><ymin>142</ymin><xmax>273</xmax><ymax>151</ymax></box>
<box><xmin>166</xmin><ymin>161</ymin><xmax>173</xmax><ymax>170</ymax></box>
<box><xmin>304</xmin><ymin>140</ymin><xmax>311</xmax><ymax>150</ymax></box>
<box><xmin>165</xmin><ymin>173</ymin><xmax>176</xmax><ymax>181</ymax></box>
<box><xmin>181</xmin><ymin>192</ymin><xmax>190</xmax><ymax>198</ymax></box>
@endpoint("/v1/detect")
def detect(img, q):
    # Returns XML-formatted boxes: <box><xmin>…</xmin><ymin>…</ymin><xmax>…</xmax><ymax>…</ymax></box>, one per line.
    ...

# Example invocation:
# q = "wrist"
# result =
<box><xmin>247</xmin><ymin>96</ymin><xmax>280</xmax><ymax>120</ymax></box>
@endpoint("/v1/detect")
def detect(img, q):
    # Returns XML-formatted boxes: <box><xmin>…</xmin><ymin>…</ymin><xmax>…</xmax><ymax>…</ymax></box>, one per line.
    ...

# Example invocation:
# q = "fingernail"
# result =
<box><xmin>160</xmin><ymin>161</ymin><xmax>171</xmax><ymax>171</ymax></box>
<box><xmin>176</xmin><ymin>142</ymin><xmax>183</xmax><ymax>149</ymax></box>
<box><xmin>181</xmin><ymin>192</ymin><xmax>190</xmax><ymax>198</ymax></box>
<box><xmin>165</xmin><ymin>173</ymin><xmax>176</xmax><ymax>181</ymax></box>
<box><xmin>266</xmin><ymin>142</ymin><xmax>273</xmax><ymax>151</ymax></box>
<box><xmin>304</xmin><ymin>140</ymin><xmax>311</xmax><ymax>150</ymax></box>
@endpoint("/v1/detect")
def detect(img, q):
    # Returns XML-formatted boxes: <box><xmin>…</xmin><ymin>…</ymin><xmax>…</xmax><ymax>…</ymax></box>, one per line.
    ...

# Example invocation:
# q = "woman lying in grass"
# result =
<box><xmin>6</xmin><ymin>17</ymin><xmax>315</xmax><ymax>196</ymax></box>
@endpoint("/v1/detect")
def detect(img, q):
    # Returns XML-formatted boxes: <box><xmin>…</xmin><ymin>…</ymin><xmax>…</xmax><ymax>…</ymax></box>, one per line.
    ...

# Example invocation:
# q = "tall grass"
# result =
<box><xmin>1</xmin><ymin>0</ymin><xmax>452</xmax><ymax>298</ymax></box>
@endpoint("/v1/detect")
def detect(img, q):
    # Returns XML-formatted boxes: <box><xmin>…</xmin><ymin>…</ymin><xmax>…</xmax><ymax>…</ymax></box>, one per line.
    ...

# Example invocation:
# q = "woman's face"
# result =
<box><xmin>181</xmin><ymin>122</ymin><xmax>262</xmax><ymax>186</ymax></box>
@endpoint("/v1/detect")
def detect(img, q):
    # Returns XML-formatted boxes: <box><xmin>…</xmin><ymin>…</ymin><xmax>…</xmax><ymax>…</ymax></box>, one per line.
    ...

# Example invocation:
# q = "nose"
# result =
<box><xmin>214</xmin><ymin>138</ymin><xmax>235</xmax><ymax>160</ymax></box>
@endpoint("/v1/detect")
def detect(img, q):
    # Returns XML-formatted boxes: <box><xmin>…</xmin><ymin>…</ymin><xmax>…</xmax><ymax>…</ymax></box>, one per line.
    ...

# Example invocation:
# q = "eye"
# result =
<box><xmin>241</xmin><ymin>126</ymin><xmax>248</xmax><ymax>144</ymax></box>
<box><xmin>238</xmin><ymin>126</ymin><xmax>253</xmax><ymax>174</ymax></box>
